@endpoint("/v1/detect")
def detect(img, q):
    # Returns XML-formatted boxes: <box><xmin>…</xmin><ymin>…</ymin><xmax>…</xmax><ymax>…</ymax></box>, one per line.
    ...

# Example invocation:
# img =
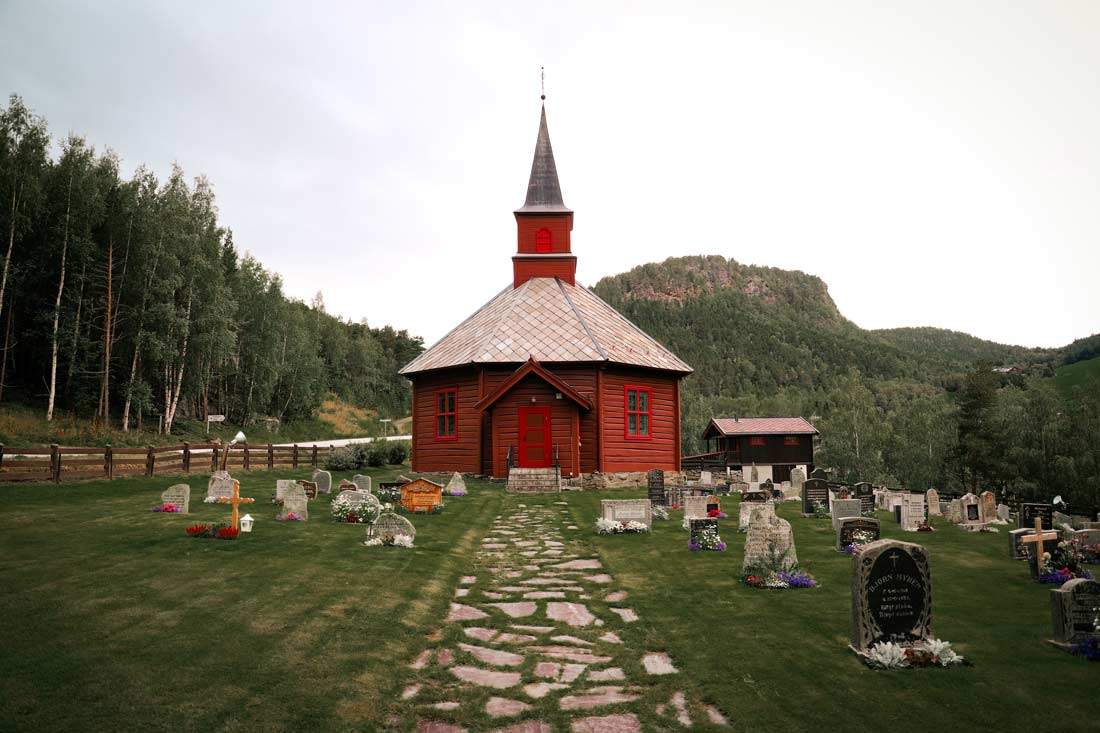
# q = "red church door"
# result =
<box><xmin>517</xmin><ymin>406</ymin><xmax>552</xmax><ymax>468</ymax></box>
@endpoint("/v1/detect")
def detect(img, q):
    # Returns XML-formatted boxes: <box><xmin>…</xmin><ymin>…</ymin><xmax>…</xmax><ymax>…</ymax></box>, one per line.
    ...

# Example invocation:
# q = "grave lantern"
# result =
<box><xmin>240</xmin><ymin>513</ymin><xmax>255</xmax><ymax>533</ymax></box>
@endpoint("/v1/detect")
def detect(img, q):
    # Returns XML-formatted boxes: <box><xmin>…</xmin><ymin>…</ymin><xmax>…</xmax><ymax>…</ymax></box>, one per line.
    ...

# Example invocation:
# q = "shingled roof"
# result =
<box><xmin>399</xmin><ymin>277</ymin><xmax>692</xmax><ymax>375</ymax></box>
<box><xmin>704</xmin><ymin>417</ymin><xmax>819</xmax><ymax>437</ymax></box>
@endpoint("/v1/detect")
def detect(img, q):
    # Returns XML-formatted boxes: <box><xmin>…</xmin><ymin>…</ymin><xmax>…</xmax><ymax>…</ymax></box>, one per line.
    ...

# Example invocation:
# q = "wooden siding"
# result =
<box><xmin>716</xmin><ymin>434</ymin><xmax>814</xmax><ymax>465</ymax></box>
<box><xmin>599</xmin><ymin>368</ymin><xmax>681</xmax><ymax>473</ymax></box>
<box><xmin>488</xmin><ymin>374</ymin><xmax>578</xmax><ymax>477</ymax></box>
<box><xmin>515</xmin><ymin>214</ymin><xmax>573</xmax><ymax>254</ymax></box>
<box><xmin>512</xmin><ymin>256</ymin><xmax>577</xmax><ymax>287</ymax></box>
<box><xmin>409</xmin><ymin>367</ymin><xmax>481</xmax><ymax>474</ymax></box>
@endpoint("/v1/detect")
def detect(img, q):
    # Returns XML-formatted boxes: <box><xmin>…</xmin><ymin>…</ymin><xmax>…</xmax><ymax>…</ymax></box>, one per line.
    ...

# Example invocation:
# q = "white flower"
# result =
<box><xmin>867</xmin><ymin>642</ymin><xmax>909</xmax><ymax>670</ymax></box>
<box><xmin>595</xmin><ymin>518</ymin><xmax>622</xmax><ymax>535</ymax></box>
<box><xmin>203</xmin><ymin>496</ymin><xmax>218</xmax><ymax>504</ymax></box>
<box><xmin>393</xmin><ymin>534</ymin><xmax>414</xmax><ymax>548</ymax></box>
<box><xmin>924</xmin><ymin>638</ymin><xmax>964</xmax><ymax>666</ymax></box>
<box><xmin>363</xmin><ymin>538</ymin><xmax>383</xmax><ymax>547</ymax></box>
<box><xmin>624</xmin><ymin>520</ymin><xmax>650</xmax><ymax>532</ymax></box>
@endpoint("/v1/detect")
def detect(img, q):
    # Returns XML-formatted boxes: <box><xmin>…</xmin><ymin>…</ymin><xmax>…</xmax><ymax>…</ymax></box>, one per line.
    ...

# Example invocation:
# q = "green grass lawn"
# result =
<box><xmin>2</xmin><ymin>478</ymin><xmax>1099</xmax><ymax>732</ymax></box>
<box><xmin>1053</xmin><ymin>355</ymin><xmax>1100</xmax><ymax>396</ymax></box>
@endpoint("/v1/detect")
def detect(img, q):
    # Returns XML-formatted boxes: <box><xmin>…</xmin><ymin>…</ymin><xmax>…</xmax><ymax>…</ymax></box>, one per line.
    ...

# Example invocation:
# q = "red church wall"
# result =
<box><xmin>598</xmin><ymin>368</ymin><xmax>681</xmax><ymax>473</ymax></box>
<box><xmin>488</xmin><ymin>374</ymin><xmax>579</xmax><ymax>478</ymax></box>
<box><xmin>515</xmin><ymin>214</ymin><xmax>573</xmax><ymax>254</ymax></box>
<box><xmin>410</xmin><ymin>367</ymin><xmax>482</xmax><ymax>474</ymax></box>
<box><xmin>512</xmin><ymin>256</ymin><xmax>577</xmax><ymax>287</ymax></box>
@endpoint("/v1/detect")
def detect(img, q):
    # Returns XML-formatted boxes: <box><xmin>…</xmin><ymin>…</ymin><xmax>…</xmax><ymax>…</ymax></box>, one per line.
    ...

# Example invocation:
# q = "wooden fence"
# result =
<box><xmin>0</xmin><ymin>442</ymin><xmax>331</xmax><ymax>483</ymax></box>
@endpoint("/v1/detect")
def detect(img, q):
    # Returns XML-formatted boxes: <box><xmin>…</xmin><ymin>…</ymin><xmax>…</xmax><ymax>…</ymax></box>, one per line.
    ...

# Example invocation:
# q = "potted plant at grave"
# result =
<box><xmin>811</xmin><ymin>501</ymin><xmax>829</xmax><ymax>519</ymax></box>
<box><xmin>742</xmin><ymin>542</ymin><xmax>817</xmax><ymax>589</ymax></box>
<box><xmin>841</xmin><ymin>529</ymin><xmax>878</xmax><ymax>555</ymax></box>
<box><xmin>1038</xmin><ymin>539</ymin><xmax>1094</xmax><ymax>584</ymax></box>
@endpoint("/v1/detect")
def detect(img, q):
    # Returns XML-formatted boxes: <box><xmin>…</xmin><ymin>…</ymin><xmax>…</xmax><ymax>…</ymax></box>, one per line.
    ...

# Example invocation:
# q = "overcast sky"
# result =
<box><xmin>2</xmin><ymin>1</ymin><xmax>1098</xmax><ymax>349</ymax></box>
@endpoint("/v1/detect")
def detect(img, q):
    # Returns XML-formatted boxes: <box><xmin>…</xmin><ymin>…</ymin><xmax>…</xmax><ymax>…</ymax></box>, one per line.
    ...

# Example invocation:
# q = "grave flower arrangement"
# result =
<box><xmin>652</xmin><ymin>505</ymin><xmax>670</xmax><ymax>521</ymax></box>
<box><xmin>364</xmin><ymin>532</ymin><xmax>415</xmax><ymax>548</ymax></box>
<box><xmin>707</xmin><ymin>508</ymin><xmax>728</xmax><ymax>519</ymax></box>
<box><xmin>330</xmin><ymin>493</ymin><xmax>380</xmax><ymax>524</ymax></box>
<box><xmin>841</xmin><ymin>529</ymin><xmax>879</xmax><ymax>555</ymax></box>
<box><xmin>1038</xmin><ymin>540</ymin><xmax>1093</xmax><ymax>584</ymax></box>
<box><xmin>278</xmin><ymin>512</ymin><xmax>305</xmax><ymax>522</ymax></box>
<box><xmin>811</xmin><ymin>501</ymin><xmax>830</xmax><ymax>519</ymax></box>
<box><xmin>742</xmin><ymin>543</ymin><xmax>816</xmax><ymax>588</ymax></box>
<box><xmin>688</xmin><ymin>524</ymin><xmax>726</xmax><ymax>551</ymax></box>
<box><xmin>863</xmin><ymin>639</ymin><xmax>966</xmax><ymax>670</ymax></box>
<box><xmin>151</xmin><ymin>502</ymin><xmax>181</xmax><ymax>513</ymax></box>
<box><xmin>596</xmin><ymin>517</ymin><xmax>650</xmax><ymax>534</ymax></box>
<box><xmin>1081</xmin><ymin>541</ymin><xmax>1100</xmax><ymax>565</ymax></box>
<box><xmin>185</xmin><ymin>522</ymin><xmax>239</xmax><ymax>540</ymax></box>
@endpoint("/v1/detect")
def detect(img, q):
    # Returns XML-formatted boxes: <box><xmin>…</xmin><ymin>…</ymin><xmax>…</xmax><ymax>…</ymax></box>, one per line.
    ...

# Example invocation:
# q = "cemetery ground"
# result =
<box><xmin>1</xmin><ymin>478</ymin><xmax>1099</xmax><ymax>732</ymax></box>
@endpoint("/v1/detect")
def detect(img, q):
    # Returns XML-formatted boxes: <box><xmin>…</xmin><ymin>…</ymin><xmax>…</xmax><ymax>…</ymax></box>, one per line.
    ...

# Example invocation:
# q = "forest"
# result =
<box><xmin>595</xmin><ymin>255</ymin><xmax>1100</xmax><ymax>513</ymax></box>
<box><xmin>0</xmin><ymin>95</ymin><xmax>421</xmax><ymax>437</ymax></box>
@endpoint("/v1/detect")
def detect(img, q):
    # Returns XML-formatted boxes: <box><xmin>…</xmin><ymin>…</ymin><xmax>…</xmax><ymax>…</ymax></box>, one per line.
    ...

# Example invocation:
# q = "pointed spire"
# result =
<box><xmin>517</xmin><ymin>105</ymin><xmax>571</xmax><ymax>213</ymax></box>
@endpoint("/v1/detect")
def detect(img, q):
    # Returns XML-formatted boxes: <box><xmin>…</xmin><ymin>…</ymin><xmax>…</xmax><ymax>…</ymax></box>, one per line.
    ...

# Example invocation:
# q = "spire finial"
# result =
<box><xmin>540</xmin><ymin>66</ymin><xmax>545</xmax><ymax>101</ymax></box>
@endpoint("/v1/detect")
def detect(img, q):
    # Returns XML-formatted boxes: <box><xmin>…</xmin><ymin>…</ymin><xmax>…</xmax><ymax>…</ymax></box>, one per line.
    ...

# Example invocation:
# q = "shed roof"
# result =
<box><xmin>399</xmin><ymin>277</ymin><xmax>692</xmax><ymax>375</ymax></box>
<box><xmin>704</xmin><ymin>417</ymin><xmax>819</xmax><ymax>438</ymax></box>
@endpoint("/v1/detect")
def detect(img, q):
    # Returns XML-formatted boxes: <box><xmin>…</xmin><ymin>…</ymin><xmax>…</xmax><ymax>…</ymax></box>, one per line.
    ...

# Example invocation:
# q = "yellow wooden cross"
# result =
<box><xmin>1020</xmin><ymin>516</ymin><xmax>1059</xmax><ymax>570</ymax></box>
<box><xmin>219</xmin><ymin>479</ymin><xmax>255</xmax><ymax>531</ymax></box>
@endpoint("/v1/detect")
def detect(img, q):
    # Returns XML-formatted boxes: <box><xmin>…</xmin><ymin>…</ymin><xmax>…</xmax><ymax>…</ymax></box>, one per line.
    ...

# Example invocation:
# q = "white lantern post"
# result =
<box><xmin>240</xmin><ymin>513</ymin><xmax>255</xmax><ymax>533</ymax></box>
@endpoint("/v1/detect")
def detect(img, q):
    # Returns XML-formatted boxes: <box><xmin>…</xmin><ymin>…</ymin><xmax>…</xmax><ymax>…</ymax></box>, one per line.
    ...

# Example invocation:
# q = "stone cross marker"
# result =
<box><xmin>281</xmin><ymin>485</ymin><xmax>309</xmax><ymax>520</ymax></box>
<box><xmin>312</xmin><ymin>469</ymin><xmax>332</xmax><ymax>495</ymax></box>
<box><xmin>352</xmin><ymin>474</ymin><xmax>373</xmax><ymax>493</ymax></box>
<box><xmin>926</xmin><ymin>489</ymin><xmax>941</xmax><ymax>516</ymax></box>
<box><xmin>1048</xmin><ymin>578</ymin><xmax>1100</xmax><ymax>650</ymax></box>
<box><xmin>741</xmin><ymin>510</ymin><xmax>797</xmax><ymax>574</ymax></box>
<box><xmin>161</xmin><ymin>484</ymin><xmax>190</xmax><ymax>514</ymax></box>
<box><xmin>601</xmin><ymin>498</ymin><xmax>653</xmax><ymax>529</ymax></box>
<box><xmin>1008</xmin><ymin>527</ymin><xmax>1060</xmax><ymax>561</ymax></box>
<box><xmin>206</xmin><ymin>470</ymin><xmax>234</xmax><ymax>502</ymax></box>
<box><xmin>850</xmin><ymin>539</ymin><xmax>932</xmax><ymax>652</ymax></box>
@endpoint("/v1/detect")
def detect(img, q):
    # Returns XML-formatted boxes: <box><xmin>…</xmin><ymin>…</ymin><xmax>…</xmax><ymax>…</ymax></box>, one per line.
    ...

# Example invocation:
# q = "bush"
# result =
<box><xmin>386</xmin><ymin>440</ymin><xmax>409</xmax><ymax>465</ymax></box>
<box><xmin>366</xmin><ymin>444</ymin><xmax>386</xmax><ymax>467</ymax></box>
<box><xmin>325</xmin><ymin>446</ymin><xmax>360</xmax><ymax>471</ymax></box>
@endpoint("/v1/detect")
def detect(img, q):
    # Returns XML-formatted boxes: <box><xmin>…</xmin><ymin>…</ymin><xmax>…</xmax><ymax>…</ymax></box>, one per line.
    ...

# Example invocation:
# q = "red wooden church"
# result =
<box><xmin>400</xmin><ymin>104</ymin><xmax>692</xmax><ymax>478</ymax></box>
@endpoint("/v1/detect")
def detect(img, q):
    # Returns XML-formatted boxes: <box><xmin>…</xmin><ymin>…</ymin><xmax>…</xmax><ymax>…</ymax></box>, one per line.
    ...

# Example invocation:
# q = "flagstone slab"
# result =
<box><xmin>598</xmin><ymin>632</ymin><xmax>623</xmax><ymax>644</ymax></box>
<box><xmin>458</xmin><ymin>643</ymin><xmax>525</xmax><ymax>667</ymax></box>
<box><xmin>587</xmin><ymin>668</ymin><xmax>625</xmax><ymax>681</ymax></box>
<box><xmin>550</xmin><ymin>635</ymin><xmax>593</xmax><ymax>646</ymax></box>
<box><xmin>524</xmin><ymin>682</ymin><xmax>569</xmax><ymax>699</ymax></box>
<box><xmin>460</xmin><ymin>576</ymin><xmax>477</xmax><ymax>584</ymax></box>
<box><xmin>570</xmin><ymin>714</ymin><xmax>640</xmax><ymax>733</ymax></box>
<box><xmin>411</xmin><ymin>649</ymin><xmax>432</xmax><ymax>669</ymax></box>
<box><xmin>669</xmin><ymin>691</ymin><xmax>691</xmax><ymax>726</ymax></box>
<box><xmin>583</xmin><ymin>574</ymin><xmax>614</xmax><ymax>584</ymax></box>
<box><xmin>454</xmin><ymin>588</ymin><xmax>471</xmax><ymax>598</ymax></box>
<box><xmin>706</xmin><ymin>705</ymin><xmax>731</xmax><ymax>726</ymax></box>
<box><xmin>524</xmin><ymin>591</ymin><xmax>566</xmax><ymax>599</ymax></box>
<box><xmin>485</xmin><ymin>697</ymin><xmax>532</xmax><ymax>718</ymax></box>
<box><xmin>511</xmin><ymin>625</ymin><xmax>554</xmax><ymax>634</ymax></box>
<box><xmin>560</xmin><ymin>687</ymin><xmax>641</xmax><ymax>711</ymax></box>
<box><xmin>490</xmin><ymin>722</ymin><xmax>552</xmax><ymax>733</ymax></box>
<box><xmin>402</xmin><ymin>684</ymin><xmax>421</xmax><ymax>700</ymax></box>
<box><xmin>448</xmin><ymin>603</ymin><xmax>489</xmax><ymax>622</ymax></box>
<box><xmin>560</xmin><ymin>663</ymin><xmax>587</xmax><ymax>683</ymax></box>
<box><xmin>553</xmin><ymin>559</ymin><xmax>603</xmax><ymax>570</ymax></box>
<box><xmin>436</xmin><ymin>648</ymin><xmax>455</xmax><ymax>666</ymax></box>
<box><xmin>529</xmin><ymin>646</ymin><xmax>613</xmax><ymax>664</ymax></box>
<box><xmin>450</xmin><ymin>665</ymin><xmax>522</xmax><ymax>689</ymax></box>
<box><xmin>604</xmin><ymin>591</ymin><xmax>628</xmax><ymax>603</ymax></box>
<box><xmin>608</xmin><ymin>608</ymin><xmax>638</xmax><ymax>623</ymax></box>
<box><xmin>487</xmin><ymin>602</ymin><xmax>538</xmax><ymax>618</ymax></box>
<box><xmin>464</xmin><ymin>627</ymin><xmax>499</xmax><ymax>642</ymax></box>
<box><xmin>417</xmin><ymin>721</ymin><xmax>467</xmax><ymax>733</ymax></box>
<box><xmin>641</xmin><ymin>652</ymin><xmax>678</xmax><ymax>675</ymax></box>
<box><xmin>546</xmin><ymin>602</ymin><xmax>596</xmax><ymax>627</ymax></box>
<box><xmin>431</xmin><ymin>702</ymin><xmax>461</xmax><ymax>711</ymax></box>
<box><xmin>534</xmin><ymin>661</ymin><xmax>560</xmax><ymax>679</ymax></box>
<box><xmin>495</xmin><ymin>632</ymin><xmax>537</xmax><ymax>645</ymax></box>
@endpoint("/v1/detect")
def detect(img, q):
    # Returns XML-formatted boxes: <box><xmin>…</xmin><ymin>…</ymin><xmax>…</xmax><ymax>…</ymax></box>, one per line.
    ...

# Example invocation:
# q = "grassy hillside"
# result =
<box><xmin>1053</xmin><ymin>355</ymin><xmax>1100</xmax><ymax>396</ymax></box>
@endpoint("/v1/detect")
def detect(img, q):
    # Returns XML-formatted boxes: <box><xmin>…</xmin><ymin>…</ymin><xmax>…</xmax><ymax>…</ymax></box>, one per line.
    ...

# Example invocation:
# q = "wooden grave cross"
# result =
<box><xmin>219</xmin><ymin>479</ymin><xmax>255</xmax><ymax>531</ymax></box>
<box><xmin>1020</xmin><ymin>517</ymin><xmax>1059</xmax><ymax>570</ymax></box>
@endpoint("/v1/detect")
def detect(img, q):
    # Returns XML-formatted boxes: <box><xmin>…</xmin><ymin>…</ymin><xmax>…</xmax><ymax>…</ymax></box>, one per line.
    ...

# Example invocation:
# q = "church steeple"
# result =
<box><xmin>513</xmin><ymin>102</ymin><xmax>576</xmax><ymax>288</ymax></box>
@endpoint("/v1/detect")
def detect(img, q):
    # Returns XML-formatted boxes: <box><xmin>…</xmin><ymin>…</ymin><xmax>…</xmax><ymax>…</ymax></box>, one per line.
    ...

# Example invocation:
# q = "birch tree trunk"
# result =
<box><xmin>65</xmin><ymin>261</ymin><xmax>86</xmax><ymax>393</ymax></box>
<box><xmin>96</xmin><ymin>238</ymin><xmax>113</xmax><ymax>423</ymax></box>
<box><xmin>120</xmin><ymin>237</ymin><xmax>157</xmax><ymax>433</ymax></box>
<box><xmin>163</xmin><ymin>285</ymin><xmax>192</xmax><ymax>433</ymax></box>
<box><xmin>46</xmin><ymin>172</ymin><xmax>74</xmax><ymax>422</ymax></box>
<box><xmin>0</xmin><ymin>181</ymin><xmax>22</xmax><ymax>330</ymax></box>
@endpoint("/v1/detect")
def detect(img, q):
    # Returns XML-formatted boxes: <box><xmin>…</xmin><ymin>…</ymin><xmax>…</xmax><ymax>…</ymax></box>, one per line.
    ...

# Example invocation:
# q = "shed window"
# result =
<box><xmin>535</xmin><ymin>228</ymin><xmax>552</xmax><ymax>252</ymax></box>
<box><xmin>784</xmin><ymin>435</ymin><xmax>800</xmax><ymax>446</ymax></box>
<box><xmin>749</xmin><ymin>436</ymin><xmax>767</xmax><ymax>447</ymax></box>
<box><xmin>435</xmin><ymin>388</ymin><xmax>457</xmax><ymax>440</ymax></box>
<box><xmin>624</xmin><ymin>386</ymin><xmax>652</xmax><ymax>440</ymax></box>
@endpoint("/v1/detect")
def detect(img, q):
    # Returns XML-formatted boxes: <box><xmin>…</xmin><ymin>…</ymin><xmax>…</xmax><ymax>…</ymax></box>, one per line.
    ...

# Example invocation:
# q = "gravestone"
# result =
<box><xmin>161</xmin><ymin>484</ymin><xmax>190</xmax><ymax>514</ymax></box>
<box><xmin>739</xmin><ymin>500</ymin><xmax>775</xmax><ymax>532</ymax></box>
<box><xmin>1009</xmin><ymin>527</ymin><xmax>1060</xmax><ymax>561</ymax></box>
<box><xmin>945</xmin><ymin>499</ymin><xmax>963</xmax><ymax>524</ymax></box>
<box><xmin>338</xmin><ymin>479</ymin><xmax>357</xmax><ymax>492</ymax></box>
<box><xmin>810</xmin><ymin>468</ymin><xmax>828</xmax><ymax>481</ymax></box>
<box><xmin>762</xmin><ymin>478</ymin><xmax>780</xmax><ymax>500</ymax></box>
<box><xmin>831</xmin><ymin>498</ymin><xmax>863</xmax><ymax>532</ymax></box>
<box><xmin>444</xmin><ymin>472</ymin><xmax>467</xmax><ymax>495</ymax></box>
<box><xmin>749</xmin><ymin>464</ymin><xmax>759</xmax><ymax>482</ymax></box>
<box><xmin>699</xmin><ymin>470</ymin><xmax>713</xmax><ymax>486</ymax></box>
<box><xmin>1020</xmin><ymin>503</ymin><xmax>1054</xmax><ymax>530</ymax></box>
<box><xmin>926</xmin><ymin>489</ymin><xmax>941</xmax><ymax>516</ymax></box>
<box><xmin>647</xmin><ymin>469</ymin><xmax>666</xmax><ymax>506</ymax></box>
<box><xmin>275</xmin><ymin>479</ymin><xmax>295</xmax><ymax>502</ymax></box>
<box><xmin>601</xmin><ymin>499</ymin><xmax>653</xmax><ymax>529</ymax></box>
<box><xmin>1053</xmin><ymin>511</ymin><xmax>1074</xmax><ymax>531</ymax></box>
<box><xmin>297</xmin><ymin>480</ymin><xmax>318</xmax><ymax>499</ymax></box>
<box><xmin>729</xmin><ymin>470</ymin><xmax>744</xmax><ymax>483</ymax></box>
<box><xmin>741</xmin><ymin>511</ymin><xmax>797</xmax><ymax>574</ymax></box>
<box><xmin>400</xmin><ymin>478</ymin><xmax>443</xmax><ymax>513</ymax></box>
<box><xmin>893</xmin><ymin>505</ymin><xmax>902</xmax><ymax>524</ymax></box>
<box><xmin>801</xmin><ymin>477</ymin><xmax>829</xmax><ymax>516</ymax></box>
<box><xmin>1047</xmin><ymin>578</ymin><xmax>1100</xmax><ymax>652</ymax></box>
<box><xmin>959</xmin><ymin>493</ymin><xmax>982</xmax><ymax>528</ymax></box>
<box><xmin>979</xmin><ymin>491</ymin><xmax>996</xmax><ymax>523</ymax></box>
<box><xmin>899</xmin><ymin>493</ymin><xmax>926</xmax><ymax>532</ymax></box>
<box><xmin>312</xmin><ymin>469</ymin><xmax>332</xmax><ymax>495</ymax></box>
<box><xmin>352</xmin><ymin>474</ymin><xmax>373</xmax><ymax>493</ymax></box>
<box><xmin>790</xmin><ymin>467</ymin><xmax>806</xmax><ymax>492</ymax></box>
<box><xmin>855</xmin><ymin>482</ymin><xmax>875</xmax><ymax>514</ymax></box>
<box><xmin>741</xmin><ymin>488</ymin><xmax>767</xmax><ymax>503</ymax></box>
<box><xmin>997</xmin><ymin>504</ymin><xmax>1011</xmax><ymax>523</ymax></box>
<box><xmin>705</xmin><ymin>494</ymin><xmax>721</xmax><ymax>514</ymax></box>
<box><xmin>731</xmin><ymin>481</ymin><xmax>750</xmax><ymax>497</ymax></box>
<box><xmin>850</xmin><ymin>539</ymin><xmax>932</xmax><ymax>653</ymax></box>
<box><xmin>837</xmin><ymin>516</ymin><xmax>881</xmax><ymax>552</ymax></box>
<box><xmin>688</xmin><ymin>518</ymin><xmax>719</xmax><ymax>547</ymax></box>
<box><xmin>1071</xmin><ymin>528</ymin><xmax>1100</xmax><ymax>546</ymax></box>
<box><xmin>206</xmin><ymin>471</ymin><xmax>234</xmax><ymax>502</ymax></box>
<box><xmin>281</xmin><ymin>485</ymin><xmax>309</xmax><ymax>520</ymax></box>
<box><xmin>334</xmin><ymin>489</ymin><xmax>381</xmax><ymax>524</ymax></box>
<box><xmin>683</xmin><ymin>496</ymin><xmax>709</xmax><ymax>524</ymax></box>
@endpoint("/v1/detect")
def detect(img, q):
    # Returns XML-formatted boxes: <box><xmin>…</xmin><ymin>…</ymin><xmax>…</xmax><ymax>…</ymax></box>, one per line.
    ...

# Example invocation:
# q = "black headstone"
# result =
<box><xmin>689</xmin><ymin>518</ymin><xmax>719</xmax><ymax>546</ymax></box>
<box><xmin>1019</xmin><ymin>503</ymin><xmax>1054</xmax><ymax>530</ymax></box>
<box><xmin>647</xmin><ymin>469</ymin><xmax>666</xmax><ymax>506</ymax></box>
<box><xmin>851</xmin><ymin>540</ymin><xmax>932</xmax><ymax>650</ymax></box>
<box><xmin>893</xmin><ymin>505</ymin><xmax>902</xmax><ymax>523</ymax></box>
<box><xmin>801</xmin><ymin>478</ymin><xmax>829</xmax><ymax>515</ymax></box>
<box><xmin>966</xmin><ymin>503</ymin><xmax>980</xmax><ymax>522</ymax></box>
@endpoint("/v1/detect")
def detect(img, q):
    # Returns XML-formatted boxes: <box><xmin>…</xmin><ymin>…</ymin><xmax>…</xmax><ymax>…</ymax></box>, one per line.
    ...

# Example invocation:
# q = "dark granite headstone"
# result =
<box><xmin>689</xmin><ymin>518</ymin><xmax>719</xmax><ymax>546</ymax></box>
<box><xmin>851</xmin><ymin>539</ymin><xmax>932</xmax><ymax>652</ymax></box>
<box><xmin>966</xmin><ymin>503</ymin><xmax>980</xmax><ymax>522</ymax></box>
<box><xmin>893</xmin><ymin>505</ymin><xmax>902</xmax><ymax>524</ymax></box>
<box><xmin>810</xmin><ymin>467</ymin><xmax>828</xmax><ymax>481</ymax></box>
<box><xmin>647</xmin><ymin>469</ymin><xmax>666</xmax><ymax>506</ymax></box>
<box><xmin>1008</xmin><ymin>527</ymin><xmax>1060</xmax><ymax>561</ymax></box>
<box><xmin>854</xmin><ymin>482</ymin><xmax>875</xmax><ymax>514</ymax></box>
<box><xmin>742</xmin><ymin>489</ymin><xmax>767</xmax><ymax>503</ymax></box>
<box><xmin>837</xmin><ymin>516</ymin><xmax>881</xmax><ymax>552</ymax></box>
<box><xmin>1020</xmin><ymin>503</ymin><xmax>1054</xmax><ymax>530</ymax></box>
<box><xmin>801</xmin><ymin>478</ymin><xmax>829</xmax><ymax>515</ymax></box>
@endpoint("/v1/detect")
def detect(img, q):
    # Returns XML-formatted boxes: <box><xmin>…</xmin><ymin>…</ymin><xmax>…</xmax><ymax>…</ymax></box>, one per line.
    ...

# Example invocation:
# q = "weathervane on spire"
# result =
<box><xmin>540</xmin><ymin>66</ymin><xmax>545</xmax><ymax>101</ymax></box>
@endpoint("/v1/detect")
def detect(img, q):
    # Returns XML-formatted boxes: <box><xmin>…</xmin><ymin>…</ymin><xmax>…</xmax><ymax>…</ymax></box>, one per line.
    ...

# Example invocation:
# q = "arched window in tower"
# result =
<box><xmin>535</xmin><ymin>228</ymin><xmax>552</xmax><ymax>253</ymax></box>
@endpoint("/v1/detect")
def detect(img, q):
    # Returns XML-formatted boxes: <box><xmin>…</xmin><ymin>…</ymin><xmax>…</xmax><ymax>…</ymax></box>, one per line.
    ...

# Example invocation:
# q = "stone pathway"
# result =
<box><xmin>393</xmin><ymin>500</ymin><xmax>731</xmax><ymax>732</ymax></box>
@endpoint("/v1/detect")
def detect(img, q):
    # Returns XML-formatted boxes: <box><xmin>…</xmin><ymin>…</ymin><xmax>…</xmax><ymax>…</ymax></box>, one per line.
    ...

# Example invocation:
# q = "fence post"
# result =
<box><xmin>267</xmin><ymin>443</ymin><xmax>274</xmax><ymax>470</ymax></box>
<box><xmin>243</xmin><ymin>443</ymin><xmax>250</xmax><ymax>471</ymax></box>
<box><xmin>0</xmin><ymin>443</ymin><xmax>5</xmax><ymax>470</ymax></box>
<box><xmin>311</xmin><ymin>445</ymin><xmax>318</xmax><ymax>467</ymax></box>
<box><xmin>104</xmin><ymin>445</ymin><xmax>112</xmax><ymax>479</ymax></box>
<box><xmin>182</xmin><ymin>442</ymin><xmax>191</xmax><ymax>473</ymax></box>
<box><xmin>51</xmin><ymin>443</ymin><xmax>61</xmax><ymax>483</ymax></box>
<box><xmin>146</xmin><ymin>445</ymin><xmax>155</xmax><ymax>477</ymax></box>
<box><xmin>211</xmin><ymin>445</ymin><xmax>219</xmax><ymax>473</ymax></box>
<box><xmin>292</xmin><ymin>444</ymin><xmax>298</xmax><ymax>469</ymax></box>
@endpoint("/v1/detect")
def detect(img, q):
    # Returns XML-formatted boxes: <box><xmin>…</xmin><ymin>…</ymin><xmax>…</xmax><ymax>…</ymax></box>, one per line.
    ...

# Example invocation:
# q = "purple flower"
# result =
<box><xmin>777</xmin><ymin>571</ymin><xmax>817</xmax><ymax>588</ymax></box>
